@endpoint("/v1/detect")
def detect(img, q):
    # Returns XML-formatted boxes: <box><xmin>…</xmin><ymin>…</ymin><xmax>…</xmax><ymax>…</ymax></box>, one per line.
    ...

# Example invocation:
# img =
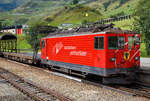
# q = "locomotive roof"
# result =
<box><xmin>42</xmin><ymin>24</ymin><xmax>138</xmax><ymax>39</ymax></box>
<box><xmin>44</xmin><ymin>28</ymin><xmax>138</xmax><ymax>39</ymax></box>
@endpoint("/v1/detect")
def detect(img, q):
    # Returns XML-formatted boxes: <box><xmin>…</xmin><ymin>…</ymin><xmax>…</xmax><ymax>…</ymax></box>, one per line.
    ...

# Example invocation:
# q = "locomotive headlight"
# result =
<box><xmin>135</xmin><ymin>57</ymin><xmax>140</xmax><ymax>61</ymax></box>
<box><xmin>46</xmin><ymin>56</ymin><xmax>49</xmax><ymax>60</ymax></box>
<box><xmin>110</xmin><ymin>58</ymin><xmax>116</xmax><ymax>62</ymax></box>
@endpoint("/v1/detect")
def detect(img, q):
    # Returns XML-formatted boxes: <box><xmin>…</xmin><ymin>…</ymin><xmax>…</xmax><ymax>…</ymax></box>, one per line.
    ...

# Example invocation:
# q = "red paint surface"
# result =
<box><xmin>16</xmin><ymin>28</ymin><xmax>22</xmax><ymax>35</ymax></box>
<box><xmin>41</xmin><ymin>33</ymin><xmax>140</xmax><ymax>69</ymax></box>
<box><xmin>18</xmin><ymin>28</ymin><xmax>22</xmax><ymax>34</ymax></box>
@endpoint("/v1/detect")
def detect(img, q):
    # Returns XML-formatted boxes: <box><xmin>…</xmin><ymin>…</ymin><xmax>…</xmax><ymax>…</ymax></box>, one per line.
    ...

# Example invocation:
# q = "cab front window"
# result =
<box><xmin>118</xmin><ymin>36</ymin><xmax>125</xmax><ymax>49</ymax></box>
<box><xmin>128</xmin><ymin>36</ymin><xmax>135</xmax><ymax>49</ymax></box>
<box><xmin>108</xmin><ymin>36</ymin><xmax>125</xmax><ymax>49</ymax></box>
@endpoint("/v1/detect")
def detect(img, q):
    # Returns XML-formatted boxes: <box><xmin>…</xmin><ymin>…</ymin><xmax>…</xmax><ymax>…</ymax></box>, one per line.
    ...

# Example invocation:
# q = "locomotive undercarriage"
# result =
<box><xmin>102</xmin><ymin>73</ymin><xmax>137</xmax><ymax>84</ymax></box>
<box><xmin>41</xmin><ymin>59</ymin><xmax>139</xmax><ymax>84</ymax></box>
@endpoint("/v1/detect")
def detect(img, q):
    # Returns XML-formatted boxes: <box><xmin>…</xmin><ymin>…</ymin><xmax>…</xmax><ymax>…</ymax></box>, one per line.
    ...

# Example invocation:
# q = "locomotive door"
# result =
<box><xmin>108</xmin><ymin>36</ymin><xmax>126</xmax><ymax>69</ymax></box>
<box><xmin>41</xmin><ymin>39</ymin><xmax>47</xmax><ymax>60</ymax></box>
<box><xmin>115</xmin><ymin>36</ymin><xmax>127</xmax><ymax>68</ymax></box>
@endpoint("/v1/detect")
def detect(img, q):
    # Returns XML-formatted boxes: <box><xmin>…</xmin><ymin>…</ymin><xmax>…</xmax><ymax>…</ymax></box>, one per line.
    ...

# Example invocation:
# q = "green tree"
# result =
<box><xmin>72</xmin><ymin>0</ymin><xmax>79</xmax><ymax>5</ymax></box>
<box><xmin>26</xmin><ymin>21</ymin><xmax>55</xmax><ymax>48</ymax></box>
<box><xmin>103</xmin><ymin>1</ymin><xmax>111</xmax><ymax>11</ymax></box>
<box><xmin>120</xmin><ymin>0</ymin><xmax>129</xmax><ymax>5</ymax></box>
<box><xmin>133</xmin><ymin>0</ymin><xmax>150</xmax><ymax>55</ymax></box>
<box><xmin>82</xmin><ymin>19</ymin><xmax>88</xmax><ymax>24</ymax></box>
<box><xmin>16</xmin><ymin>18</ymin><xmax>28</xmax><ymax>24</ymax></box>
<box><xmin>0</xmin><ymin>22</ymin><xmax>2</xmax><ymax>30</ymax></box>
<box><xmin>26</xmin><ymin>21</ymin><xmax>48</xmax><ymax>48</ymax></box>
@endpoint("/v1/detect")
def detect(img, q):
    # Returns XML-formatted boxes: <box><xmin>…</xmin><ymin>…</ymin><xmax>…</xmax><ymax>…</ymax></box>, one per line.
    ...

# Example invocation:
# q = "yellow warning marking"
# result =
<box><xmin>124</xmin><ymin>52</ymin><xmax>130</xmax><ymax>60</ymax></box>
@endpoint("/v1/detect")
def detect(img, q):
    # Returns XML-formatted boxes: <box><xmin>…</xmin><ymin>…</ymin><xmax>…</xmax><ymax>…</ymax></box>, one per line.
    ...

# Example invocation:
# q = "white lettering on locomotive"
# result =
<box><xmin>70</xmin><ymin>51</ymin><xmax>87</xmax><ymax>56</ymax></box>
<box><xmin>64</xmin><ymin>46</ymin><xmax>76</xmax><ymax>50</ymax></box>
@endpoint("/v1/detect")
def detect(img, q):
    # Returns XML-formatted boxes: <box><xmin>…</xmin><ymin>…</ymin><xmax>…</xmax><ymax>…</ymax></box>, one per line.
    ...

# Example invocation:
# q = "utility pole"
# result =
<box><xmin>13</xmin><ymin>13</ymin><xmax>25</xmax><ymax>53</ymax></box>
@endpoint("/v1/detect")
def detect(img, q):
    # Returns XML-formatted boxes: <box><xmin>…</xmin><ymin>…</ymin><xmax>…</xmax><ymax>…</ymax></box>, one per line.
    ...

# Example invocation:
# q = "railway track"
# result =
<box><xmin>0</xmin><ymin>67</ymin><xmax>72</xmax><ymax>101</ymax></box>
<box><xmin>82</xmin><ymin>79</ymin><xmax>150</xmax><ymax>99</ymax></box>
<box><xmin>136</xmin><ymin>69</ymin><xmax>150</xmax><ymax>87</ymax></box>
<box><xmin>48</xmin><ymin>69</ymin><xmax>150</xmax><ymax>99</ymax></box>
<box><xmin>43</xmin><ymin>68</ymin><xmax>150</xmax><ymax>99</ymax></box>
<box><xmin>1</xmin><ymin>56</ymin><xmax>150</xmax><ymax>99</ymax></box>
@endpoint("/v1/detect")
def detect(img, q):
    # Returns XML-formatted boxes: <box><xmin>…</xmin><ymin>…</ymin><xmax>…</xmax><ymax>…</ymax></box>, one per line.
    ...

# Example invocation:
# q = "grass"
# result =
<box><xmin>17</xmin><ymin>34</ymin><xmax>31</xmax><ymax>49</ymax></box>
<box><xmin>2</xmin><ymin>0</ymin><xmax>149</xmax><ymax>57</ymax></box>
<box><xmin>86</xmin><ymin>0</ymin><xmax>139</xmax><ymax>18</ymax></box>
<box><xmin>46</xmin><ymin>6</ymin><xmax>103</xmax><ymax>26</ymax></box>
<box><xmin>140</xmin><ymin>43</ymin><xmax>150</xmax><ymax>58</ymax></box>
<box><xmin>17</xmin><ymin>34</ymin><xmax>42</xmax><ymax>53</ymax></box>
<box><xmin>104</xmin><ymin>0</ymin><xmax>138</xmax><ymax>17</ymax></box>
<box><xmin>0</xmin><ymin>0</ymin><xmax>139</xmax><ymax>26</ymax></box>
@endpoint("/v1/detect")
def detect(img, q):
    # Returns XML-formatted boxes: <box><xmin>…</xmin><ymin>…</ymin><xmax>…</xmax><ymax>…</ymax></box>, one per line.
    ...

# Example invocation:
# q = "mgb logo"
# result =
<box><xmin>54</xmin><ymin>42</ymin><xmax>63</xmax><ymax>54</ymax></box>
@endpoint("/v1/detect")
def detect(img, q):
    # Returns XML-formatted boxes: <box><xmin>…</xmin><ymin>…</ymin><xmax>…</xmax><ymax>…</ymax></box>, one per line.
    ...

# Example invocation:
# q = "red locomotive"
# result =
<box><xmin>41</xmin><ymin>26</ymin><xmax>140</xmax><ymax>84</ymax></box>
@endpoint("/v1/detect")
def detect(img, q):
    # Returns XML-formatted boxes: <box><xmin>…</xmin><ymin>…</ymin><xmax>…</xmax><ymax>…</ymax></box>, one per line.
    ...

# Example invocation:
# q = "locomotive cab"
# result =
<box><xmin>103</xmin><ymin>33</ymin><xmax>140</xmax><ymax>84</ymax></box>
<box><xmin>106</xmin><ymin>34</ymin><xmax>140</xmax><ymax>69</ymax></box>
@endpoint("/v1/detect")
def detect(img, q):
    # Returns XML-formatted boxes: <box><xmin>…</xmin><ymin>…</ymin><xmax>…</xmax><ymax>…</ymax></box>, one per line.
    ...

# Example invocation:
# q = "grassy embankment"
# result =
<box><xmin>46</xmin><ymin>5</ymin><xmax>103</xmax><ymax>26</ymax></box>
<box><xmin>17</xmin><ymin>2</ymin><xmax>149</xmax><ymax>57</ymax></box>
<box><xmin>17</xmin><ymin>34</ymin><xmax>31</xmax><ymax>49</ymax></box>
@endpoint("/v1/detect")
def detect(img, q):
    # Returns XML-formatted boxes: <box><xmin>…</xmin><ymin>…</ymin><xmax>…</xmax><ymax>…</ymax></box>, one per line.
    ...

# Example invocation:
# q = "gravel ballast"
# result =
<box><xmin>0</xmin><ymin>58</ymin><xmax>149</xmax><ymax>101</ymax></box>
<box><xmin>0</xmin><ymin>79</ymin><xmax>29</xmax><ymax>101</ymax></box>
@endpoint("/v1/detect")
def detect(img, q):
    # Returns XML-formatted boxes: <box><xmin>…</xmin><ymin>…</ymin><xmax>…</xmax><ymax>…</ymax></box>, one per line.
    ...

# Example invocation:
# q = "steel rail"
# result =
<box><xmin>1</xmin><ymin>57</ymin><xmax>150</xmax><ymax>99</ymax></box>
<box><xmin>82</xmin><ymin>80</ymin><xmax>150</xmax><ymax>99</ymax></box>
<box><xmin>0</xmin><ymin>74</ymin><xmax>45</xmax><ymax>101</ymax></box>
<box><xmin>0</xmin><ymin>67</ymin><xmax>72</xmax><ymax>101</ymax></box>
<box><xmin>137</xmin><ymin>69</ymin><xmax>150</xmax><ymax>75</ymax></box>
<box><xmin>82</xmin><ymin>80</ymin><xmax>136</xmax><ymax>96</ymax></box>
<box><xmin>118</xmin><ymin>86</ymin><xmax>150</xmax><ymax>99</ymax></box>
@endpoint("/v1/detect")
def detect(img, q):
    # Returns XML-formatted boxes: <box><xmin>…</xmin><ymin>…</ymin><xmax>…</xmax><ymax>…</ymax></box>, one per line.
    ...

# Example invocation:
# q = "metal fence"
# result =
<box><xmin>94</xmin><ymin>15</ymin><xmax>132</xmax><ymax>24</ymax></box>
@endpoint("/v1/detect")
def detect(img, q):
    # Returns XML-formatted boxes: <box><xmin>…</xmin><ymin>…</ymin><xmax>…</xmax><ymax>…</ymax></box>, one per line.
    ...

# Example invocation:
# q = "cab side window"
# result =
<box><xmin>94</xmin><ymin>37</ymin><xmax>104</xmax><ymax>49</ymax></box>
<box><xmin>108</xmin><ymin>36</ymin><xmax>118</xmax><ymax>49</ymax></box>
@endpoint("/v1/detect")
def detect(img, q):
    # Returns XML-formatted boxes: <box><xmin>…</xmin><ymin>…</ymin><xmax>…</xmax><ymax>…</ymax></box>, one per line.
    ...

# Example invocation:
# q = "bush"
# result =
<box><xmin>25</xmin><ymin>21</ymin><xmax>50</xmax><ymax>48</ymax></box>
<box><xmin>120</xmin><ymin>0</ymin><xmax>129</xmax><ymax>5</ymax></box>
<box><xmin>44</xmin><ymin>17</ymin><xmax>53</xmax><ymax>22</ymax></box>
<box><xmin>133</xmin><ymin>0</ymin><xmax>150</xmax><ymax>55</ymax></box>
<box><xmin>103</xmin><ymin>1</ymin><xmax>111</xmax><ymax>11</ymax></box>
<box><xmin>82</xmin><ymin>19</ymin><xmax>88</xmax><ymax>24</ymax></box>
<box><xmin>0</xmin><ymin>22</ymin><xmax>2</xmax><ymax>30</ymax></box>
<box><xmin>72</xmin><ymin>0</ymin><xmax>79</xmax><ymax>5</ymax></box>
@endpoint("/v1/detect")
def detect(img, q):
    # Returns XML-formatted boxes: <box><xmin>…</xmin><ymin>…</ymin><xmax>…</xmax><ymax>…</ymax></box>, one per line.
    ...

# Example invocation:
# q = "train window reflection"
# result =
<box><xmin>94</xmin><ymin>37</ymin><xmax>104</xmax><ymax>49</ymax></box>
<box><xmin>108</xmin><ymin>36</ymin><xmax>118</xmax><ymax>49</ymax></box>
<box><xmin>128</xmin><ymin>36</ymin><xmax>134</xmax><ymax>49</ymax></box>
<box><xmin>118</xmin><ymin>37</ymin><xmax>125</xmax><ymax>49</ymax></box>
<box><xmin>108</xmin><ymin>36</ymin><xmax>125</xmax><ymax>49</ymax></box>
